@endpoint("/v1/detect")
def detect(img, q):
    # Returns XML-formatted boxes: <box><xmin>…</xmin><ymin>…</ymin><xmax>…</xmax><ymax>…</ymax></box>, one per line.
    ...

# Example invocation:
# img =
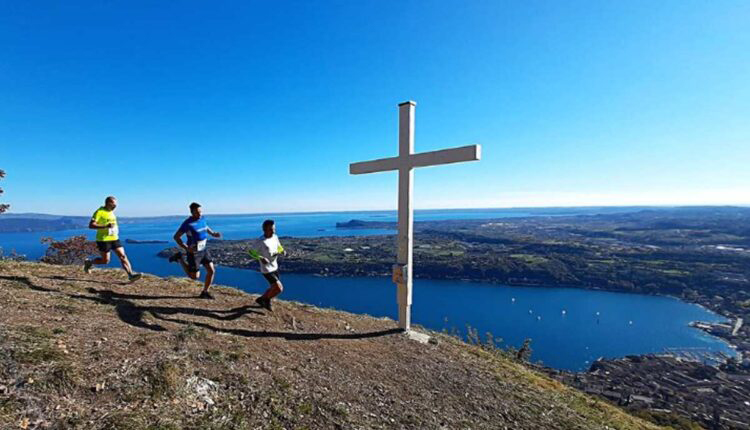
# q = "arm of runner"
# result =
<box><xmin>207</xmin><ymin>227</ymin><xmax>222</xmax><ymax>239</ymax></box>
<box><xmin>248</xmin><ymin>250</ymin><xmax>270</xmax><ymax>265</ymax></box>
<box><xmin>88</xmin><ymin>220</ymin><xmax>111</xmax><ymax>229</ymax></box>
<box><xmin>247</xmin><ymin>249</ymin><xmax>261</xmax><ymax>260</ymax></box>
<box><xmin>173</xmin><ymin>228</ymin><xmax>190</xmax><ymax>251</ymax></box>
<box><xmin>89</xmin><ymin>211</ymin><xmax>112</xmax><ymax>230</ymax></box>
<box><xmin>247</xmin><ymin>243</ymin><xmax>270</xmax><ymax>264</ymax></box>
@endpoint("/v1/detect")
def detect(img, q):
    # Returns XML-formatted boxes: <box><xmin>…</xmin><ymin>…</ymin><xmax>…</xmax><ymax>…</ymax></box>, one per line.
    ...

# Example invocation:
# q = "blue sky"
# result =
<box><xmin>1</xmin><ymin>1</ymin><xmax>749</xmax><ymax>216</ymax></box>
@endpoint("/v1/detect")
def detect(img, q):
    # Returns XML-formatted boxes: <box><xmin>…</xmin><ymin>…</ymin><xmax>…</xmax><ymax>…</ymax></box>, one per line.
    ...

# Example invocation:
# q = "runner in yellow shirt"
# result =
<box><xmin>83</xmin><ymin>196</ymin><xmax>141</xmax><ymax>282</ymax></box>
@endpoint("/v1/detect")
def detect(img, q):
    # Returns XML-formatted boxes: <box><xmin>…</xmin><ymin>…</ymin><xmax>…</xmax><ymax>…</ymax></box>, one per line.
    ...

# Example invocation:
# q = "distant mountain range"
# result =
<box><xmin>0</xmin><ymin>213</ymin><xmax>182</xmax><ymax>233</ymax></box>
<box><xmin>2</xmin><ymin>206</ymin><xmax>749</xmax><ymax>233</ymax></box>
<box><xmin>0</xmin><ymin>215</ymin><xmax>88</xmax><ymax>232</ymax></box>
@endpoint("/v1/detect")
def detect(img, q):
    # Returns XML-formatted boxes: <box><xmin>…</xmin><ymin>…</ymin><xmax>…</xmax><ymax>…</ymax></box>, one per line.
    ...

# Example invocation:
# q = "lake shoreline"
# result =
<box><xmin>157</xmin><ymin>247</ymin><xmax>742</xmax><ymax>364</ymax></box>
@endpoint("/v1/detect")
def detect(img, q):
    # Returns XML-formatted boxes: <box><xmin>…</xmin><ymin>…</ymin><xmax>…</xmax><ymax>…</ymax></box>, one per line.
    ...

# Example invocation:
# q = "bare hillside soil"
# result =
<box><xmin>0</xmin><ymin>261</ymin><xmax>661</xmax><ymax>430</ymax></box>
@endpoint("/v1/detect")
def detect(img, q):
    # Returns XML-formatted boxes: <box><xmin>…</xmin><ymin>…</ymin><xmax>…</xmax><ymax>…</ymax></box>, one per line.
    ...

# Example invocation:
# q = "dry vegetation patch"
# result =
<box><xmin>0</xmin><ymin>261</ymin><xmax>662</xmax><ymax>429</ymax></box>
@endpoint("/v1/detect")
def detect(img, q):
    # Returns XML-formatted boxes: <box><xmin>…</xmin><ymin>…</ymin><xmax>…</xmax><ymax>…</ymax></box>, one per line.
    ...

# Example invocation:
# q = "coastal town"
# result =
<box><xmin>545</xmin><ymin>354</ymin><xmax>750</xmax><ymax>429</ymax></box>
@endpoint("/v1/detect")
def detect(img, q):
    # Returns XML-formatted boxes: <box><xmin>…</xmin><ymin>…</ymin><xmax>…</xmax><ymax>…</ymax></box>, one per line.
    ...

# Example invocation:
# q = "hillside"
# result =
<box><xmin>0</xmin><ymin>261</ymin><xmax>662</xmax><ymax>429</ymax></box>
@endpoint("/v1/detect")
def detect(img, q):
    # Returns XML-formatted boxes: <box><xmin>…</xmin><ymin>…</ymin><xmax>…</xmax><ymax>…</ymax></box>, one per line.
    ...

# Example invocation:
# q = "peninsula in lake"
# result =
<box><xmin>159</xmin><ymin>207</ymin><xmax>750</xmax><ymax>342</ymax></box>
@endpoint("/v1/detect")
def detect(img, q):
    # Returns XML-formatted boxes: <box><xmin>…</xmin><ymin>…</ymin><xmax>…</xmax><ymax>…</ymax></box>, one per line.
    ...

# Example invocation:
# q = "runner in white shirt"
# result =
<box><xmin>248</xmin><ymin>219</ymin><xmax>286</xmax><ymax>311</ymax></box>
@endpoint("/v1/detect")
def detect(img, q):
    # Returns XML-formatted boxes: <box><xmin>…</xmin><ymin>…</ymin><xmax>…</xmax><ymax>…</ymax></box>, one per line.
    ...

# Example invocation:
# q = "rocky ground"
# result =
<box><xmin>0</xmin><ymin>261</ymin><xmax>661</xmax><ymax>430</ymax></box>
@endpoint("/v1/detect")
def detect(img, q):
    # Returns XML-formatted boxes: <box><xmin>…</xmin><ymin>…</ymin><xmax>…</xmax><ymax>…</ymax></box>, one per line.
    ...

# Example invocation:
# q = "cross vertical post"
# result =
<box><xmin>397</xmin><ymin>101</ymin><xmax>415</xmax><ymax>330</ymax></box>
<box><xmin>349</xmin><ymin>101</ymin><xmax>481</xmax><ymax>333</ymax></box>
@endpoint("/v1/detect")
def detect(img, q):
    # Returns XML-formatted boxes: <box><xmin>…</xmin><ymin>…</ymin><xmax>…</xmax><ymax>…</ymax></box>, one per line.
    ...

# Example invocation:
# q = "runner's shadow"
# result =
<box><xmin>38</xmin><ymin>275</ymin><xmax>131</xmax><ymax>286</ymax></box>
<box><xmin>84</xmin><ymin>287</ymin><xmax>199</xmax><ymax>301</ymax></box>
<box><xmin>5</xmin><ymin>275</ymin><xmax>401</xmax><ymax>341</ymax></box>
<box><xmin>0</xmin><ymin>275</ymin><xmax>60</xmax><ymax>293</ymax></box>
<box><xmin>70</xmin><ymin>288</ymin><xmax>264</xmax><ymax>332</ymax></box>
<box><xmin>70</xmin><ymin>291</ymin><xmax>168</xmax><ymax>331</ymax></box>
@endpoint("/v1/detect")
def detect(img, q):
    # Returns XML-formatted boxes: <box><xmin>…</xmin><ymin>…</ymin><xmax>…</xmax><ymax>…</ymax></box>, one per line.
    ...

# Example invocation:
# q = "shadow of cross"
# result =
<box><xmin>151</xmin><ymin>313</ymin><xmax>404</xmax><ymax>340</ymax></box>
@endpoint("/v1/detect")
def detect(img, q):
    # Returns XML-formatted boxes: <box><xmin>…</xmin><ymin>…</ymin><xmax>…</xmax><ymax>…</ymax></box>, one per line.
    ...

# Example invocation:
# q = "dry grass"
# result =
<box><xmin>0</xmin><ymin>261</ymin><xmax>664</xmax><ymax>429</ymax></box>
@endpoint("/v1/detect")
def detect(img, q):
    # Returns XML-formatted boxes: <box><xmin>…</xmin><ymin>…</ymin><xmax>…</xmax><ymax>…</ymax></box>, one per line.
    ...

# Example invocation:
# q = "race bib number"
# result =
<box><xmin>196</xmin><ymin>239</ymin><xmax>207</xmax><ymax>252</ymax></box>
<box><xmin>108</xmin><ymin>225</ymin><xmax>119</xmax><ymax>236</ymax></box>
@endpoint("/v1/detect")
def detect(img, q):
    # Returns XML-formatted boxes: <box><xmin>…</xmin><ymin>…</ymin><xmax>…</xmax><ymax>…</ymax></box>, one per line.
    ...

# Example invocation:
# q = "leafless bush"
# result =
<box><xmin>40</xmin><ymin>236</ymin><xmax>98</xmax><ymax>265</ymax></box>
<box><xmin>0</xmin><ymin>248</ymin><xmax>25</xmax><ymax>261</ymax></box>
<box><xmin>516</xmin><ymin>338</ymin><xmax>533</xmax><ymax>362</ymax></box>
<box><xmin>0</xmin><ymin>169</ymin><xmax>8</xmax><ymax>214</ymax></box>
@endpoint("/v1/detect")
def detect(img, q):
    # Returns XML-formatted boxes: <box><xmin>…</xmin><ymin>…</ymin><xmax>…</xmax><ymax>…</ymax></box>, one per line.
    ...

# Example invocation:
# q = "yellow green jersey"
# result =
<box><xmin>91</xmin><ymin>207</ymin><xmax>119</xmax><ymax>242</ymax></box>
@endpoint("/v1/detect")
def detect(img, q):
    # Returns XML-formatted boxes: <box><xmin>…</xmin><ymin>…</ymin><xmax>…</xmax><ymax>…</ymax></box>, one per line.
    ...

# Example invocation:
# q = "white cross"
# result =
<box><xmin>350</xmin><ymin>101</ymin><xmax>481</xmax><ymax>331</ymax></box>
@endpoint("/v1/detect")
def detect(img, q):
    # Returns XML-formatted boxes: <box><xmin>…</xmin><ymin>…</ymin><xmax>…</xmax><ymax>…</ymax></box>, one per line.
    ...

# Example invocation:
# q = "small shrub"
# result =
<box><xmin>298</xmin><ymin>402</ymin><xmax>313</xmax><ymax>415</ymax></box>
<box><xmin>484</xmin><ymin>332</ymin><xmax>503</xmax><ymax>349</ymax></box>
<box><xmin>516</xmin><ymin>338</ymin><xmax>533</xmax><ymax>362</ymax></box>
<box><xmin>53</xmin><ymin>302</ymin><xmax>78</xmax><ymax>314</ymax></box>
<box><xmin>19</xmin><ymin>326</ymin><xmax>52</xmax><ymax>340</ymax></box>
<box><xmin>0</xmin><ymin>394</ymin><xmax>21</xmax><ymax>418</ymax></box>
<box><xmin>41</xmin><ymin>362</ymin><xmax>82</xmax><ymax>395</ymax></box>
<box><xmin>15</xmin><ymin>327</ymin><xmax>63</xmax><ymax>364</ymax></box>
<box><xmin>188</xmin><ymin>408</ymin><xmax>251</xmax><ymax>430</ymax></box>
<box><xmin>272</xmin><ymin>375</ymin><xmax>291</xmax><ymax>392</ymax></box>
<box><xmin>102</xmin><ymin>412</ymin><xmax>148</xmax><ymax>430</ymax></box>
<box><xmin>175</xmin><ymin>324</ymin><xmax>204</xmax><ymax>349</ymax></box>
<box><xmin>0</xmin><ymin>248</ymin><xmax>25</xmax><ymax>262</ymax></box>
<box><xmin>204</xmin><ymin>349</ymin><xmax>224</xmax><ymax>362</ymax></box>
<box><xmin>143</xmin><ymin>360</ymin><xmax>182</xmax><ymax>399</ymax></box>
<box><xmin>17</xmin><ymin>343</ymin><xmax>63</xmax><ymax>364</ymax></box>
<box><xmin>466</xmin><ymin>324</ymin><xmax>480</xmax><ymax>345</ymax></box>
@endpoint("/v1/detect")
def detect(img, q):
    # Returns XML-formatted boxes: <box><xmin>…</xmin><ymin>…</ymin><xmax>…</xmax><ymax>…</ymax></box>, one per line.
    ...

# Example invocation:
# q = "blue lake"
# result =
<box><xmin>0</xmin><ymin>208</ymin><xmax>737</xmax><ymax>371</ymax></box>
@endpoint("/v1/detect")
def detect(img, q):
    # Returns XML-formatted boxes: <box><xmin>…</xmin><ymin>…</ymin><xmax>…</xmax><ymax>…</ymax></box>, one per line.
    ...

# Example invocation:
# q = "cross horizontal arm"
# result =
<box><xmin>349</xmin><ymin>156</ymin><xmax>401</xmax><ymax>175</ymax></box>
<box><xmin>350</xmin><ymin>144</ymin><xmax>482</xmax><ymax>175</ymax></box>
<box><xmin>409</xmin><ymin>144</ymin><xmax>481</xmax><ymax>169</ymax></box>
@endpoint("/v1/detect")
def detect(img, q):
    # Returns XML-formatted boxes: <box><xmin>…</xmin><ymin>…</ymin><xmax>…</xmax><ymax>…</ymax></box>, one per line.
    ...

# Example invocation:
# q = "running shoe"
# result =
<box><xmin>255</xmin><ymin>296</ymin><xmax>272</xmax><ymax>312</ymax></box>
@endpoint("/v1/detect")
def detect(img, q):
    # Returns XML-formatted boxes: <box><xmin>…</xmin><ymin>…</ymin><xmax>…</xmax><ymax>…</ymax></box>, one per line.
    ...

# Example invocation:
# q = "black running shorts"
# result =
<box><xmin>187</xmin><ymin>250</ymin><xmax>213</xmax><ymax>273</ymax></box>
<box><xmin>96</xmin><ymin>240</ymin><xmax>123</xmax><ymax>253</ymax></box>
<box><xmin>262</xmin><ymin>270</ymin><xmax>281</xmax><ymax>285</ymax></box>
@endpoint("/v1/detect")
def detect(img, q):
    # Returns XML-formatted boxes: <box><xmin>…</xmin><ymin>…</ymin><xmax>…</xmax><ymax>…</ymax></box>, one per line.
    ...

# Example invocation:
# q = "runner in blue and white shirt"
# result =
<box><xmin>168</xmin><ymin>202</ymin><xmax>222</xmax><ymax>299</ymax></box>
